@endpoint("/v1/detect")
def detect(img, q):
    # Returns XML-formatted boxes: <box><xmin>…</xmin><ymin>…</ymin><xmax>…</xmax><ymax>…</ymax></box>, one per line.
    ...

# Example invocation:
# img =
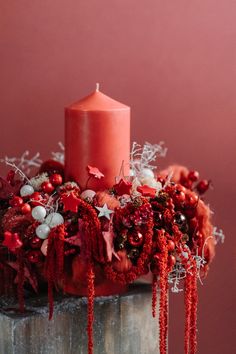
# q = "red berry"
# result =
<box><xmin>30</xmin><ymin>237</ymin><xmax>42</xmax><ymax>249</ymax></box>
<box><xmin>41</xmin><ymin>181</ymin><xmax>54</xmax><ymax>194</ymax></box>
<box><xmin>185</xmin><ymin>192</ymin><xmax>199</xmax><ymax>207</ymax></box>
<box><xmin>26</xmin><ymin>250</ymin><xmax>41</xmax><ymax>263</ymax></box>
<box><xmin>188</xmin><ymin>170</ymin><xmax>199</xmax><ymax>182</ymax></box>
<box><xmin>30</xmin><ymin>192</ymin><xmax>44</xmax><ymax>206</ymax></box>
<box><xmin>49</xmin><ymin>173</ymin><xmax>63</xmax><ymax>186</ymax></box>
<box><xmin>196</xmin><ymin>180</ymin><xmax>210</xmax><ymax>194</ymax></box>
<box><xmin>168</xmin><ymin>254</ymin><xmax>176</xmax><ymax>267</ymax></box>
<box><xmin>167</xmin><ymin>240</ymin><xmax>175</xmax><ymax>252</ymax></box>
<box><xmin>173</xmin><ymin>190</ymin><xmax>186</xmax><ymax>203</ymax></box>
<box><xmin>21</xmin><ymin>203</ymin><xmax>31</xmax><ymax>214</ymax></box>
<box><xmin>10</xmin><ymin>196</ymin><xmax>24</xmax><ymax>207</ymax></box>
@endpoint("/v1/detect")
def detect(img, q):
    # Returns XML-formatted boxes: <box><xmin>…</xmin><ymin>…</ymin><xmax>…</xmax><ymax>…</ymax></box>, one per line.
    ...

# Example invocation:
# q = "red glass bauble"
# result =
<box><xmin>49</xmin><ymin>174</ymin><xmax>63</xmax><ymax>186</ymax></box>
<box><xmin>41</xmin><ymin>182</ymin><xmax>54</xmax><ymax>194</ymax></box>
<box><xmin>21</xmin><ymin>203</ymin><xmax>31</xmax><ymax>214</ymax></box>
<box><xmin>10</xmin><ymin>196</ymin><xmax>23</xmax><ymax>207</ymax></box>
<box><xmin>128</xmin><ymin>231</ymin><xmax>144</xmax><ymax>247</ymax></box>
<box><xmin>30</xmin><ymin>192</ymin><xmax>44</xmax><ymax>206</ymax></box>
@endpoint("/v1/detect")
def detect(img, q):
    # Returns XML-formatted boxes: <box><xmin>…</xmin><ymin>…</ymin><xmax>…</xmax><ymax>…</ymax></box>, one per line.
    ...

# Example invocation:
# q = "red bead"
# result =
<box><xmin>21</xmin><ymin>203</ymin><xmax>31</xmax><ymax>214</ymax></box>
<box><xmin>30</xmin><ymin>192</ymin><xmax>44</xmax><ymax>206</ymax></box>
<box><xmin>41</xmin><ymin>181</ymin><xmax>54</xmax><ymax>194</ymax></box>
<box><xmin>49</xmin><ymin>173</ymin><xmax>63</xmax><ymax>186</ymax></box>
<box><xmin>26</xmin><ymin>250</ymin><xmax>41</xmax><ymax>263</ymax></box>
<box><xmin>197</xmin><ymin>180</ymin><xmax>210</xmax><ymax>194</ymax></box>
<box><xmin>167</xmin><ymin>240</ymin><xmax>175</xmax><ymax>252</ymax></box>
<box><xmin>10</xmin><ymin>196</ymin><xmax>24</xmax><ymax>207</ymax></box>
<box><xmin>30</xmin><ymin>237</ymin><xmax>42</xmax><ymax>249</ymax></box>
<box><xmin>188</xmin><ymin>170</ymin><xmax>199</xmax><ymax>182</ymax></box>
<box><xmin>128</xmin><ymin>232</ymin><xmax>144</xmax><ymax>247</ymax></box>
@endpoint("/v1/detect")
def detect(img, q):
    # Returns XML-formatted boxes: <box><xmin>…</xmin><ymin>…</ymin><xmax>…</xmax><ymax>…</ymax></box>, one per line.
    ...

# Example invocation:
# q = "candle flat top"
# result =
<box><xmin>66</xmin><ymin>90</ymin><xmax>130</xmax><ymax>112</ymax></box>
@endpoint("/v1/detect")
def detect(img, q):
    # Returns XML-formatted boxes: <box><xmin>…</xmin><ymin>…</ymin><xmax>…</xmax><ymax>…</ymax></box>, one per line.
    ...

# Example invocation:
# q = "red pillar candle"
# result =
<box><xmin>65</xmin><ymin>85</ymin><xmax>130</xmax><ymax>190</ymax></box>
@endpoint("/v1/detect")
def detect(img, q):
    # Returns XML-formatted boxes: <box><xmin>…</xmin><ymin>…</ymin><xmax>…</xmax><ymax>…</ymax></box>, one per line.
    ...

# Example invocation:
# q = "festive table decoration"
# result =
<box><xmin>0</xmin><ymin>88</ymin><xmax>224</xmax><ymax>354</ymax></box>
<box><xmin>0</xmin><ymin>143</ymin><xmax>224</xmax><ymax>354</ymax></box>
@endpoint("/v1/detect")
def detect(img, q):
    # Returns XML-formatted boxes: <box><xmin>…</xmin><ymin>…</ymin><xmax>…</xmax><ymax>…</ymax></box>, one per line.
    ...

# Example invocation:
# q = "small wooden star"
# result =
<box><xmin>114</xmin><ymin>178</ymin><xmax>132</xmax><ymax>196</ymax></box>
<box><xmin>87</xmin><ymin>165</ymin><xmax>104</xmax><ymax>179</ymax></box>
<box><xmin>137</xmin><ymin>184</ymin><xmax>156</xmax><ymax>198</ymax></box>
<box><xmin>60</xmin><ymin>192</ymin><xmax>80</xmax><ymax>213</ymax></box>
<box><xmin>95</xmin><ymin>203</ymin><xmax>114</xmax><ymax>220</ymax></box>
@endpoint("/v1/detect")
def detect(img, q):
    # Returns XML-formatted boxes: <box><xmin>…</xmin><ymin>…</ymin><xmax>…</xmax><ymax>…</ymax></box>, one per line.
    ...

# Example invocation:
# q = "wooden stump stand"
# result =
<box><xmin>0</xmin><ymin>285</ymin><xmax>159</xmax><ymax>354</ymax></box>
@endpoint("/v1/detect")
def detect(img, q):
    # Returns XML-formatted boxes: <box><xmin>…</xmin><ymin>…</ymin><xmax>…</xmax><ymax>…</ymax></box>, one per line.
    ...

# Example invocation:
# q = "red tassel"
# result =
<box><xmin>87</xmin><ymin>262</ymin><xmax>95</xmax><ymax>354</ymax></box>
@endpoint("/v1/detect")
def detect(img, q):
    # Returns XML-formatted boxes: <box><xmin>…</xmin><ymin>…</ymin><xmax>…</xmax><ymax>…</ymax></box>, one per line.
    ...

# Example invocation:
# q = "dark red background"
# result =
<box><xmin>0</xmin><ymin>1</ymin><xmax>235</xmax><ymax>353</ymax></box>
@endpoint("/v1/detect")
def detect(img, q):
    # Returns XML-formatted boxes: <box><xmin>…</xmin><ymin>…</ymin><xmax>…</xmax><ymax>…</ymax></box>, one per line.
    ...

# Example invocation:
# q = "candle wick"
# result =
<box><xmin>96</xmin><ymin>83</ymin><xmax>100</xmax><ymax>92</ymax></box>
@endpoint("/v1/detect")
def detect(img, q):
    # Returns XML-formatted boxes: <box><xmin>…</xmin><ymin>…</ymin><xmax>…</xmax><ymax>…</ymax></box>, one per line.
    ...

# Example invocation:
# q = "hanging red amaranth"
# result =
<box><xmin>190</xmin><ymin>260</ymin><xmax>198</xmax><ymax>354</ymax></box>
<box><xmin>76</xmin><ymin>198</ymin><xmax>104</xmax><ymax>354</ymax></box>
<box><xmin>45</xmin><ymin>224</ymin><xmax>65</xmax><ymax>320</ymax></box>
<box><xmin>184</xmin><ymin>259</ymin><xmax>198</xmax><ymax>354</ymax></box>
<box><xmin>158</xmin><ymin>230</ymin><xmax>168</xmax><ymax>354</ymax></box>
<box><xmin>152</xmin><ymin>274</ymin><xmax>158</xmax><ymax>318</ymax></box>
<box><xmin>87</xmin><ymin>261</ymin><xmax>95</xmax><ymax>354</ymax></box>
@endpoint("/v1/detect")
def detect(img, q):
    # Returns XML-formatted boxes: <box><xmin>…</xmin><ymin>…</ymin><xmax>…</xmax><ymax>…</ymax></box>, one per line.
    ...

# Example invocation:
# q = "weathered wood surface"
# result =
<box><xmin>0</xmin><ymin>285</ymin><xmax>159</xmax><ymax>354</ymax></box>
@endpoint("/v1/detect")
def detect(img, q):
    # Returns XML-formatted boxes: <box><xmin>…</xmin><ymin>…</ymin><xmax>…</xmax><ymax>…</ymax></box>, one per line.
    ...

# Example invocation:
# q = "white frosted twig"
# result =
<box><xmin>213</xmin><ymin>227</ymin><xmax>225</xmax><ymax>244</ymax></box>
<box><xmin>130</xmin><ymin>141</ymin><xmax>167</xmax><ymax>177</ymax></box>
<box><xmin>0</xmin><ymin>151</ymin><xmax>42</xmax><ymax>176</ymax></box>
<box><xmin>51</xmin><ymin>142</ymin><xmax>65</xmax><ymax>164</ymax></box>
<box><xmin>2</xmin><ymin>159</ymin><xmax>31</xmax><ymax>184</ymax></box>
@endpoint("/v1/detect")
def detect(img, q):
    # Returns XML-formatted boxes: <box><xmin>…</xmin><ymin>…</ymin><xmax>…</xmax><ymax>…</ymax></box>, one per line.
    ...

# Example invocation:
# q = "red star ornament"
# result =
<box><xmin>87</xmin><ymin>165</ymin><xmax>104</xmax><ymax>179</ymax></box>
<box><xmin>3</xmin><ymin>231</ymin><xmax>23</xmax><ymax>252</ymax></box>
<box><xmin>61</xmin><ymin>192</ymin><xmax>80</xmax><ymax>213</ymax></box>
<box><xmin>137</xmin><ymin>184</ymin><xmax>156</xmax><ymax>198</ymax></box>
<box><xmin>114</xmin><ymin>178</ymin><xmax>132</xmax><ymax>196</ymax></box>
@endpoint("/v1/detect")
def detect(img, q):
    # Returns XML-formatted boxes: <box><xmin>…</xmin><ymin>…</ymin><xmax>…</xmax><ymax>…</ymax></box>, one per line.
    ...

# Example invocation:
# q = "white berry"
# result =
<box><xmin>20</xmin><ymin>185</ymin><xmax>34</xmax><ymax>197</ymax></box>
<box><xmin>32</xmin><ymin>206</ymin><xmax>47</xmax><ymax>221</ymax></box>
<box><xmin>36</xmin><ymin>224</ymin><xmax>50</xmax><ymax>239</ymax></box>
<box><xmin>45</xmin><ymin>212</ymin><xmax>64</xmax><ymax>228</ymax></box>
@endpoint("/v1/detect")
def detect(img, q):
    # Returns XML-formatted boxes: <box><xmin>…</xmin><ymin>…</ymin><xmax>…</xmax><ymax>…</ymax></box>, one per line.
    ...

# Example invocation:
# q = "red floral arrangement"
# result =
<box><xmin>0</xmin><ymin>143</ymin><xmax>224</xmax><ymax>354</ymax></box>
